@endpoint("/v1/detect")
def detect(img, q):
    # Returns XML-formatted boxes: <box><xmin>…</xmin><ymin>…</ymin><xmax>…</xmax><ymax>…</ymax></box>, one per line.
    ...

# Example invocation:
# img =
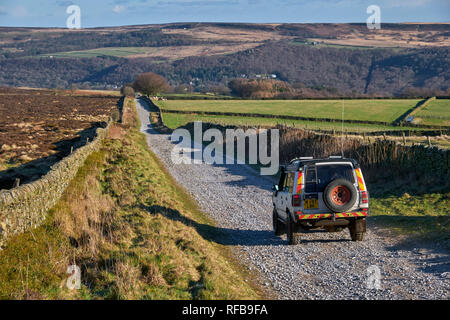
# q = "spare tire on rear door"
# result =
<box><xmin>323</xmin><ymin>178</ymin><xmax>357</xmax><ymax>213</ymax></box>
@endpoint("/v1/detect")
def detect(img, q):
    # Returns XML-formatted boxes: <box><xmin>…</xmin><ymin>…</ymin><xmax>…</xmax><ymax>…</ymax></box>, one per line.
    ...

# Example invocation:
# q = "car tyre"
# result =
<box><xmin>273</xmin><ymin>208</ymin><xmax>285</xmax><ymax>236</ymax></box>
<box><xmin>287</xmin><ymin>213</ymin><xmax>301</xmax><ymax>245</ymax></box>
<box><xmin>349</xmin><ymin>218</ymin><xmax>366</xmax><ymax>241</ymax></box>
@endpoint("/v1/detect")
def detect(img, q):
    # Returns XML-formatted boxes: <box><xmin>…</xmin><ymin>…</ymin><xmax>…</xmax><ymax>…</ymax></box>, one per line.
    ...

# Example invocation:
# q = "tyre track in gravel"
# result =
<box><xmin>136</xmin><ymin>98</ymin><xmax>449</xmax><ymax>300</ymax></box>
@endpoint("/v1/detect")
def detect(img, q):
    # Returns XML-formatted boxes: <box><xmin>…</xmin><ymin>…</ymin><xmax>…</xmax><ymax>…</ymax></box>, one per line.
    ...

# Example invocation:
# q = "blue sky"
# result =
<box><xmin>0</xmin><ymin>0</ymin><xmax>448</xmax><ymax>27</ymax></box>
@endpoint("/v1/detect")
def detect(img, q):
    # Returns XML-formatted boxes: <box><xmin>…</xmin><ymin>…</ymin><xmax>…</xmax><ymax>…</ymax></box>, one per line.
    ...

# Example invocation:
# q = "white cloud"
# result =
<box><xmin>113</xmin><ymin>5</ymin><xmax>126</xmax><ymax>13</ymax></box>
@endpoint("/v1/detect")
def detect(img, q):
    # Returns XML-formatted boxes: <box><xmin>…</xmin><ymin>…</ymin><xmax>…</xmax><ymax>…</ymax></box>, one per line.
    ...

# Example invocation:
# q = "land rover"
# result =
<box><xmin>272</xmin><ymin>156</ymin><xmax>369</xmax><ymax>245</ymax></box>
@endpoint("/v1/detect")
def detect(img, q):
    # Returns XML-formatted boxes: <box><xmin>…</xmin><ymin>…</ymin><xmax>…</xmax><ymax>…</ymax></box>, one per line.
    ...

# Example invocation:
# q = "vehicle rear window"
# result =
<box><xmin>305</xmin><ymin>167</ymin><xmax>317</xmax><ymax>193</ymax></box>
<box><xmin>316</xmin><ymin>164</ymin><xmax>355</xmax><ymax>192</ymax></box>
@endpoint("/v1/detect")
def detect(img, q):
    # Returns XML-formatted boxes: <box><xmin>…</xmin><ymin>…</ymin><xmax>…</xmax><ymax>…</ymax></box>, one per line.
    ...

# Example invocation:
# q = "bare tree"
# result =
<box><xmin>133</xmin><ymin>72</ymin><xmax>171</xmax><ymax>96</ymax></box>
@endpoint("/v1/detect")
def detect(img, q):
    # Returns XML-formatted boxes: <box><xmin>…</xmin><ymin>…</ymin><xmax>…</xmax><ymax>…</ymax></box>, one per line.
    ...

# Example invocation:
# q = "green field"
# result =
<box><xmin>414</xmin><ymin>99</ymin><xmax>450</xmax><ymax>126</ymax></box>
<box><xmin>163</xmin><ymin>93</ymin><xmax>233</xmax><ymax>99</ymax></box>
<box><xmin>162</xmin><ymin>113</ymin><xmax>422</xmax><ymax>133</ymax></box>
<box><xmin>41</xmin><ymin>47</ymin><xmax>152</xmax><ymax>58</ymax></box>
<box><xmin>157</xmin><ymin>99</ymin><xmax>420</xmax><ymax>123</ymax></box>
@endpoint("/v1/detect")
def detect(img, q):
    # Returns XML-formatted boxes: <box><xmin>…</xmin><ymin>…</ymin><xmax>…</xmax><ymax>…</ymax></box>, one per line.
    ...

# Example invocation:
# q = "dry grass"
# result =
<box><xmin>127</xmin><ymin>43</ymin><xmax>262</xmax><ymax>60</ymax></box>
<box><xmin>0</xmin><ymin>98</ymin><xmax>262</xmax><ymax>300</ymax></box>
<box><xmin>163</xmin><ymin>23</ymin><xmax>450</xmax><ymax>48</ymax></box>
<box><xmin>0</xmin><ymin>87</ymin><xmax>117</xmax><ymax>170</ymax></box>
<box><xmin>310</xmin><ymin>32</ymin><xmax>450</xmax><ymax>48</ymax></box>
<box><xmin>161</xmin><ymin>25</ymin><xmax>286</xmax><ymax>43</ymax></box>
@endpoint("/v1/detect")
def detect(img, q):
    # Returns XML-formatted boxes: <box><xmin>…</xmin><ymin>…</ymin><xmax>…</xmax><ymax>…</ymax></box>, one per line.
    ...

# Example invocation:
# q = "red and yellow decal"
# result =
<box><xmin>355</xmin><ymin>168</ymin><xmax>366</xmax><ymax>191</ymax></box>
<box><xmin>296</xmin><ymin>171</ymin><xmax>303</xmax><ymax>194</ymax></box>
<box><xmin>296</xmin><ymin>212</ymin><xmax>367</xmax><ymax>220</ymax></box>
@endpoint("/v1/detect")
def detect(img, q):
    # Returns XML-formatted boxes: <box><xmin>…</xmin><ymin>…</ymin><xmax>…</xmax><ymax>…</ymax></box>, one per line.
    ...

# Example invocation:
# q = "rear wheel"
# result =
<box><xmin>349</xmin><ymin>218</ymin><xmax>366</xmax><ymax>241</ymax></box>
<box><xmin>273</xmin><ymin>208</ymin><xmax>284</xmax><ymax>236</ymax></box>
<box><xmin>287</xmin><ymin>213</ymin><xmax>301</xmax><ymax>245</ymax></box>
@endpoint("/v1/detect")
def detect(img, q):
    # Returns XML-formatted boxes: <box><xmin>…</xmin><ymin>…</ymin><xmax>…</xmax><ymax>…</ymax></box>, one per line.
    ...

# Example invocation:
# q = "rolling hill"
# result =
<box><xmin>0</xmin><ymin>23</ymin><xmax>449</xmax><ymax>96</ymax></box>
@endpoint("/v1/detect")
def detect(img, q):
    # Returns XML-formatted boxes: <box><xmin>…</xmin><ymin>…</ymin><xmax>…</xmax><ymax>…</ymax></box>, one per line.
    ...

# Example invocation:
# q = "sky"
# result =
<box><xmin>0</xmin><ymin>0</ymin><xmax>449</xmax><ymax>28</ymax></box>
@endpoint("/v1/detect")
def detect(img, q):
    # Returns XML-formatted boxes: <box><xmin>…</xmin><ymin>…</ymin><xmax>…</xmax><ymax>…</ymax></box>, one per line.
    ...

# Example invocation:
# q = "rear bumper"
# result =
<box><xmin>296</xmin><ymin>211</ymin><xmax>368</xmax><ymax>220</ymax></box>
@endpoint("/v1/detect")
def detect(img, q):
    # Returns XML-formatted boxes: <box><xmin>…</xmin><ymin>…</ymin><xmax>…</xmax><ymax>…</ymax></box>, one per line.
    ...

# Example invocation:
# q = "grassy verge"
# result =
<box><xmin>367</xmin><ymin>174</ymin><xmax>449</xmax><ymax>246</ymax></box>
<box><xmin>0</xmin><ymin>99</ymin><xmax>262</xmax><ymax>300</ymax></box>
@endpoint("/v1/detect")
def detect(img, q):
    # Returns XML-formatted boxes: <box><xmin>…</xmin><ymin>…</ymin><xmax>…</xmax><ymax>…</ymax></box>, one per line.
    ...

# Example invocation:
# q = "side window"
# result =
<box><xmin>282</xmin><ymin>172</ymin><xmax>295</xmax><ymax>193</ymax></box>
<box><xmin>288</xmin><ymin>173</ymin><xmax>295</xmax><ymax>193</ymax></box>
<box><xmin>278</xmin><ymin>171</ymin><xmax>286</xmax><ymax>189</ymax></box>
<box><xmin>283</xmin><ymin>173</ymin><xmax>289</xmax><ymax>192</ymax></box>
<box><xmin>305</xmin><ymin>166</ymin><xmax>317</xmax><ymax>193</ymax></box>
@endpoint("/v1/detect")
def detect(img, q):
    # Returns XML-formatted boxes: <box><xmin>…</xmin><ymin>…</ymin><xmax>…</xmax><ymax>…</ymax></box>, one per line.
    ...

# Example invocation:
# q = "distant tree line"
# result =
<box><xmin>0</xmin><ymin>40</ymin><xmax>448</xmax><ymax>98</ymax></box>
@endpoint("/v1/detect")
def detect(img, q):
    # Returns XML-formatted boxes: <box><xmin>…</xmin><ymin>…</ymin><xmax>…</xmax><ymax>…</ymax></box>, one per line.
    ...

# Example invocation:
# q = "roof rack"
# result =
<box><xmin>285</xmin><ymin>157</ymin><xmax>360</xmax><ymax>171</ymax></box>
<box><xmin>289</xmin><ymin>157</ymin><xmax>313</xmax><ymax>163</ymax></box>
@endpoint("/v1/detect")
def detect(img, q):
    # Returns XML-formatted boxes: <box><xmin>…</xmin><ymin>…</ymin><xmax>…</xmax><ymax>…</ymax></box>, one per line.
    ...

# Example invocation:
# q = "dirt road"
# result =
<box><xmin>136</xmin><ymin>98</ymin><xmax>449</xmax><ymax>299</ymax></box>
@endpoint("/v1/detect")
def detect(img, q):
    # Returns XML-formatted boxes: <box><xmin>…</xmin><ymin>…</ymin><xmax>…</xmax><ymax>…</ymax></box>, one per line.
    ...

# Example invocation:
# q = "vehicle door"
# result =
<box><xmin>273</xmin><ymin>170</ymin><xmax>285</xmax><ymax>215</ymax></box>
<box><xmin>316</xmin><ymin>162</ymin><xmax>358</xmax><ymax>212</ymax></box>
<box><xmin>277</xmin><ymin>171</ymin><xmax>294</xmax><ymax>221</ymax></box>
<box><xmin>303</xmin><ymin>165</ymin><xmax>320</xmax><ymax>213</ymax></box>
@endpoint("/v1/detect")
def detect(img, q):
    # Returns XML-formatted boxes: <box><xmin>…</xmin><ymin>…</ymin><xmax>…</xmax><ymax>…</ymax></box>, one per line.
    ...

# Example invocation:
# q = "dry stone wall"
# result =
<box><xmin>0</xmin><ymin>122</ymin><xmax>111</xmax><ymax>247</ymax></box>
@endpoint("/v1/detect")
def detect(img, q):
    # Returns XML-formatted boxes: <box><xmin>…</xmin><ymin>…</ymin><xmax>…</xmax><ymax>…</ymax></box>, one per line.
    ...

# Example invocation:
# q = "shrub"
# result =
<box><xmin>133</xmin><ymin>72</ymin><xmax>171</xmax><ymax>96</ymax></box>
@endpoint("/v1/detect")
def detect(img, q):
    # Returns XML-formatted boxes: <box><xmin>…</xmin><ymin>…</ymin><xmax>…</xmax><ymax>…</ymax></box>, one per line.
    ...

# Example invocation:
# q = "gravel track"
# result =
<box><xmin>136</xmin><ymin>98</ymin><xmax>449</xmax><ymax>300</ymax></box>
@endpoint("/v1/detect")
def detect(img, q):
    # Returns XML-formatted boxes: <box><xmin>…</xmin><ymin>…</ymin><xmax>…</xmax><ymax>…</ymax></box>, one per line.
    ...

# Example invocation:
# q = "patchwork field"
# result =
<box><xmin>161</xmin><ymin>23</ymin><xmax>450</xmax><ymax>48</ymax></box>
<box><xmin>414</xmin><ymin>99</ymin><xmax>450</xmax><ymax>126</ymax></box>
<box><xmin>158</xmin><ymin>98</ymin><xmax>449</xmax><ymax>148</ymax></box>
<box><xmin>40</xmin><ymin>43</ymin><xmax>261</xmax><ymax>60</ymax></box>
<box><xmin>0</xmin><ymin>87</ymin><xmax>118</xmax><ymax>187</ymax></box>
<box><xmin>157</xmin><ymin>99</ymin><xmax>421</xmax><ymax>124</ymax></box>
<box><xmin>162</xmin><ymin>113</ymin><xmax>414</xmax><ymax>133</ymax></box>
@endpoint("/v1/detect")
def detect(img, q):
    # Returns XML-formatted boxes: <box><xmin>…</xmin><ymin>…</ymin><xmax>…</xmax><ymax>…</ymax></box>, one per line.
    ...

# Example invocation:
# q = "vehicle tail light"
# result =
<box><xmin>361</xmin><ymin>191</ymin><xmax>369</xmax><ymax>204</ymax></box>
<box><xmin>292</xmin><ymin>194</ymin><xmax>301</xmax><ymax>207</ymax></box>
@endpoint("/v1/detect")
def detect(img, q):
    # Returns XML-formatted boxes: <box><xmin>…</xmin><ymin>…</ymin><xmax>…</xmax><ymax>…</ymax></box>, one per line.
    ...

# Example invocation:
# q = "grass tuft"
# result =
<box><xmin>0</xmin><ymin>98</ymin><xmax>262</xmax><ymax>300</ymax></box>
